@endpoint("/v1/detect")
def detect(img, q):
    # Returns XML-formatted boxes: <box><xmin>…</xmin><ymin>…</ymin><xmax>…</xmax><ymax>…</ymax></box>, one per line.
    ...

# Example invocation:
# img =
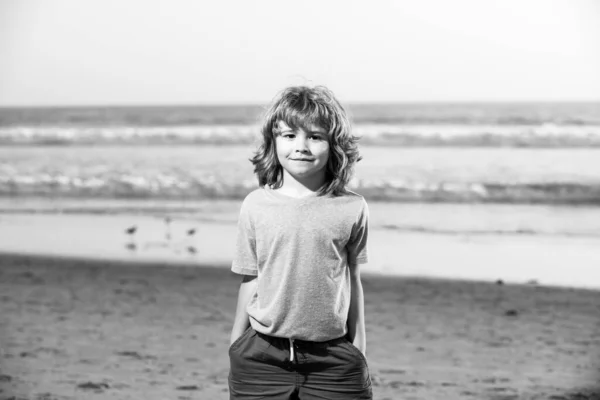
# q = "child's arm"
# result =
<box><xmin>347</xmin><ymin>262</ymin><xmax>367</xmax><ymax>356</ymax></box>
<box><xmin>230</xmin><ymin>274</ymin><xmax>257</xmax><ymax>345</ymax></box>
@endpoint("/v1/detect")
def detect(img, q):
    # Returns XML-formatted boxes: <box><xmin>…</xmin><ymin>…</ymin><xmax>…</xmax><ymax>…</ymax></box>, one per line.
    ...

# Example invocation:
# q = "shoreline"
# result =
<box><xmin>1</xmin><ymin>210</ymin><xmax>600</xmax><ymax>290</ymax></box>
<box><xmin>2</xmin><ymin>250</ymin><xmax>600</xmax><ymax>294</ymax></box>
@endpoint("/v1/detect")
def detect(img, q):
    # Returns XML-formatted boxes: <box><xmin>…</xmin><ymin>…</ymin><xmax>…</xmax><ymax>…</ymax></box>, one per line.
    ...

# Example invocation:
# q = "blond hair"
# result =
<box><xmin>251</xmin><ymin>85</ymin><xmax>361</xmax><ymax>196</ymax></box>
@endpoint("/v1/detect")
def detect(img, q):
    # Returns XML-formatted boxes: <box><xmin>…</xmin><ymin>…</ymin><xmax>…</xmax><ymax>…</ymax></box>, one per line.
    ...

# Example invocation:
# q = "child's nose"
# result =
<box><xmin>294</xmin><ymin>137</ymin><xmax>309</xmax><ymax>151</ymax></box>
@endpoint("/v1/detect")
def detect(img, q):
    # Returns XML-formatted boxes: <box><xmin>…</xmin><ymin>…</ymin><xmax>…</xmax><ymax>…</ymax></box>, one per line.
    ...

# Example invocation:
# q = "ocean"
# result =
<box><xmin>2</xmin><ymin>103</ymin><xmax>600</xmax><ymax>287</ymax></box>
<box><xmin>1</xmin><ymin>102</ymin><xmax>599</xmax><ymax>206</ymax></box>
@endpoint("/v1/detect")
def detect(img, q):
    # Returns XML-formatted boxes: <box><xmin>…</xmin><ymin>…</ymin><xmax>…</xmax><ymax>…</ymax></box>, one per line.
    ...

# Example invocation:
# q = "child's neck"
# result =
<box><xmin>277</xmin><ymin>171</ymin><xmax>326</xmax><ymax>198</ymax></box>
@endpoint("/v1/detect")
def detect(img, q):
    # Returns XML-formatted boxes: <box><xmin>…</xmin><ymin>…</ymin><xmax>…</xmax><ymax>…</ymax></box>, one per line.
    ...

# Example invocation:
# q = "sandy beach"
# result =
<box><xmin>1</xmin><ymin>253</ymin><xmax>599</xmax><ymax>400</ymax></box>
<box><xmin>1</xmin><ymin>203</ymin><xmax>600</xmax><ymax>399</ymax></box>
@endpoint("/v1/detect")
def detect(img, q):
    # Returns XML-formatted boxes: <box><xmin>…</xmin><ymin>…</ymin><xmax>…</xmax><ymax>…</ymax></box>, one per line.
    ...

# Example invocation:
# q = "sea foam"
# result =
<box><xmin>1</xmin><ymin>124</ymin><xmax>600</xmax><ymax>147</ymax></box>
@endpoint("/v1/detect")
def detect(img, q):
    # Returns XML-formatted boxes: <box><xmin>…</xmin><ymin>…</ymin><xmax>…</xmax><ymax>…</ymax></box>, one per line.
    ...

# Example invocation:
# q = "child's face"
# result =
<box><xmin>274</xmin><ymin>120</ymin><xmax>330</xmax><ymax>183</ymax></box>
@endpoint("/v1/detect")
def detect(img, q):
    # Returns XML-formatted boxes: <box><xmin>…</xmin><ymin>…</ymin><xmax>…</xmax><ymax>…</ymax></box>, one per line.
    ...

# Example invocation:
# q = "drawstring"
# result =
<box><xmin>289</xmin><ymin>338</ymin><xmax>295</xmax><ymax>362</ymax></box>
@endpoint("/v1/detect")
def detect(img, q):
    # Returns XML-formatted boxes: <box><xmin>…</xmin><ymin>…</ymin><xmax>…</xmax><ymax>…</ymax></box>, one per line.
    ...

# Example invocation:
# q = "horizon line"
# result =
<box><xmin>1</xmin><ymin>99</ymin><xmax>600</xmax><ymax>109</ymax></box>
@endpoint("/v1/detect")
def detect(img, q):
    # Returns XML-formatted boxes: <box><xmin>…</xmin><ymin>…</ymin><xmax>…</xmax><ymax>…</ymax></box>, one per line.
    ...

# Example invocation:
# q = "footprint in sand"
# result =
<box><xmin>115</xmin><ymin>350</ymin><xmax>157</xmax><ymax>361</ymax></box>
<box><xmin>77</xmin><ymin>381</ymin><xmax>110</xmax><ymax>391</ymax></box>
<box><xmin>504</xmin><ymin>309</ymin><xmax>519</xmax><ymax>317</ymax></box>
<box><xmin>176</xmin><ymin>385</ymin><xmax>202</xmax><ymax>391</ymax></box>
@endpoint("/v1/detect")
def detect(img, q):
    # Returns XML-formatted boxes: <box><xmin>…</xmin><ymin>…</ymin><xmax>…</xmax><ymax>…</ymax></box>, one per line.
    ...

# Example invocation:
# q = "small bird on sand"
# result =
<box><xmin>164</xmin><ymin>217</ymin><xmax>172</xmax><ymax>241</ymax></box>
<box><xmin>125</xmin><ymin>225</ymin><xmax>138</xmax><ymax>251</ymax></box>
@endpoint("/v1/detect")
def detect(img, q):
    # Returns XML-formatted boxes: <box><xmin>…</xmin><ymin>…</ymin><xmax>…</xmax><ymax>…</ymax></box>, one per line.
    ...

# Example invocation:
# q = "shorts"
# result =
<box><xmin>228</xmin><ymin>327</ymin><xmax>372</xmax><ymax>400</ymax></box>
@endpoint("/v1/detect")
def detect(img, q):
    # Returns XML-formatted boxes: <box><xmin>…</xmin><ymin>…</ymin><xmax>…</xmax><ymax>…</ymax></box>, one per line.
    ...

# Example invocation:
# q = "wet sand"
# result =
<box><xmin>1</xmin><ymin>211</ymin><xmax>600</xmax><ymax>289</ymax></box>
<box><xmin>1</xmin><ymin>253</ymin><xmax>599</xmax><ymax>400</ymax></box>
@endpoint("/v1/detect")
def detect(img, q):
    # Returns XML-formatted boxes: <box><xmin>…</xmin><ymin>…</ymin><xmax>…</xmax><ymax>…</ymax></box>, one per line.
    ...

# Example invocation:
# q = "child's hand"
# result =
<box><xmin>229</xmin><ymin>328</ymin><xmax>245</xmax><ymax>346</ymax></box>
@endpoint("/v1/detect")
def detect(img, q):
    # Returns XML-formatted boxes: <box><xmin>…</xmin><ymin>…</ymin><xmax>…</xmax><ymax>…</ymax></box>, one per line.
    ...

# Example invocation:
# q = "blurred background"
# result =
<box><xmin>1</xmin><ymin>0</ymin><xmax>600</xmax><ymax>287</ymax></box>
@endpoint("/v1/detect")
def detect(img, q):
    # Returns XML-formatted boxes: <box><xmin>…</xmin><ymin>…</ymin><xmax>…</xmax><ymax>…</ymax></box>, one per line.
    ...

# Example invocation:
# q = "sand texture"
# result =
<box><xmin>1</xmin><ymin>253</ymin><xmax>599</xmax><ymax>399</ymax></box>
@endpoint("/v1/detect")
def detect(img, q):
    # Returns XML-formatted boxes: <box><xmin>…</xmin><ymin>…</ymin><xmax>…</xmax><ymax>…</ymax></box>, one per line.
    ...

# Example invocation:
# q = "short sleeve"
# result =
<box><xmin>347</xmin><ymin>199</ymin><xmax>369</xmax><ymax>265</ymax></box>
<box><xmin>231</xmin><ymin>199</ymin><xmax>258</xmax><ymax>276</ymax></box>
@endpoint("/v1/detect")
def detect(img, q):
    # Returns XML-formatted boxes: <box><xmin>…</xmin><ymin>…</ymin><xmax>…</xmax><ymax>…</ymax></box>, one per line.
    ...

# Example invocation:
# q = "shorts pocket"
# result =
<box><xmin>229</xmin><ymin>326</ymin><xmax>253</xmax><ymax>353</ymax></box>
<box><xmin>344</xmin><ymin>338</ymin><xmax>369</xmax><ymax>366</ymax></box>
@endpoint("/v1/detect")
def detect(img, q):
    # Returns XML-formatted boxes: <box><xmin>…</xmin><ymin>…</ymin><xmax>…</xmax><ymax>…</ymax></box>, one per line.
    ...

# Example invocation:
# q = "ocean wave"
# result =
<box><xmin>379</xmin><ymin>224</ymin><xmax>600</xmax><ymax>238</ymax></box>
<box><xmin>2</xmin><ymin>124</ymin><xmax>600</xmax><ymax>147</ymax></box>
<box><xmin>0</xmin><ymin>125</ymin><xmax>258</xmax><ymax>146</ymax></box>
<box><xmin>1</xmin><ymin>175</ymin><xmax>599</xmax><ymax>205</ymax></box>
<box><xmin>357</xmin><ymin>182</ymin><xmax>600</xmax><ymax>204</ymax></box>
<box><xmin>2</xmin><ymin>103</ymin><xmax>600</xmax><ymax>126</ymax></box>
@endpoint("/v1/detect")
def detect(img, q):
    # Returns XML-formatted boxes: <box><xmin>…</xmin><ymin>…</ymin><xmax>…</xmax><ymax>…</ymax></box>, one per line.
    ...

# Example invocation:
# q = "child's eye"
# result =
<box><xmin>310</xmin><ymin>135</ymin><xmax>324</xmax><ymax>141</ymax></box>
<box><xmin>282</xmin><ymin>133</ymin><xmax>295</xmax><ymax>139</ymax></box>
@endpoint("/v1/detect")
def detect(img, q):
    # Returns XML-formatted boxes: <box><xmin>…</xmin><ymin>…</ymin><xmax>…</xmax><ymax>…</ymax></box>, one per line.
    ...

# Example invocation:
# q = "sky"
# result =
<box><xmin>0</xmin><ymin>0</ymin><xmax>599</xmax><ymax>106</ymax></box>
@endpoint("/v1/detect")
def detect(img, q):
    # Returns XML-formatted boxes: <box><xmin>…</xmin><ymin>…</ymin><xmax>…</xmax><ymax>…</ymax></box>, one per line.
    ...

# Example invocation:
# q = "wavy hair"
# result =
<box><xmin>251</xmin><ymin>85</ymin><xmax>362</xmax><ymax>196</ymax></box>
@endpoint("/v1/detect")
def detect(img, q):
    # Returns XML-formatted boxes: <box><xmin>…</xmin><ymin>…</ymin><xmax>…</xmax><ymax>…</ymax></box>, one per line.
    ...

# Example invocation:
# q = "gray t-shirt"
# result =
<box><xmin>231</xmin><ymin>186</ymin><xmax>369</xmax><ymax>341</ymax></box>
